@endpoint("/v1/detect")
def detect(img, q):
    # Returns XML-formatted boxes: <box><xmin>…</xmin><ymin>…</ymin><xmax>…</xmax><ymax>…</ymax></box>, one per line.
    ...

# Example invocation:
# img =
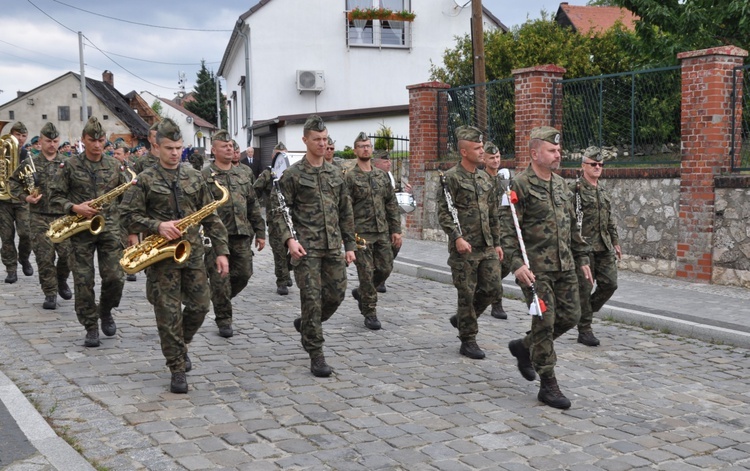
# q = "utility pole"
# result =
<box><xmin>471</xmin><ymin>0</ymin><xmax>487</xmax><ymax>134</ymax></box>
<box><xmin>78</xmin><ymin>32</ymin><xmax>88</xmax><ymax>123</ymax></box>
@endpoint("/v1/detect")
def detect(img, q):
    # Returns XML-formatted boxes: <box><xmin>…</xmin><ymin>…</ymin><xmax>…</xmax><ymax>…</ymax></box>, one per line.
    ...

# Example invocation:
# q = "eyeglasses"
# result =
<box><xmin>327</xmin><ymin>147</ymin><xmax>335</xmax><ymax>151</ymax></box>
<box><xmin>584</xmin><ymin>162</ymin><xmax>604</xmax><ymax>168</ymax></box>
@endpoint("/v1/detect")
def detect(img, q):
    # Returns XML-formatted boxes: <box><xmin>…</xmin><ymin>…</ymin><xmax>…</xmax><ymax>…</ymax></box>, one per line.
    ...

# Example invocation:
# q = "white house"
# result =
<box><xmin>139</xmin><ymin>91</ymin><xmax>217</xmax><ymax>150</ymax></box>
<box><xmin>218</xmin><ymin>0</ymin><xmax>506</xmax><ymax>167</ymax></box>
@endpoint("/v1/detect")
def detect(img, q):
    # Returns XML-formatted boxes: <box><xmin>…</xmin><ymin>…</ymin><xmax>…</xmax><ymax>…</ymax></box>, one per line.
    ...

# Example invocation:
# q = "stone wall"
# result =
<box><xmin>713</xmin><ymin>186</ymin><xmax>750</xmax><ymax>288</ymax></box>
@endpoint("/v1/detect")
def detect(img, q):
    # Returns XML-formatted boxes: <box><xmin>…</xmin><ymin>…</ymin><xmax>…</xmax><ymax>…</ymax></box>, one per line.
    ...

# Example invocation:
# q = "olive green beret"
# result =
<box><xmin>455</xmin><ymin>125</ymin><xmax>483</xmax><ymax>143</ymax></box>
<box><xmin>354</xmin><ymin>132</ymin><xmax>368</xmax><ymax>145</ymax></box>
<box><xmin>231</xmin><ymin>140</ymin><xmax>240</xmax><ymax>151</ymax></box>
<box><xmin>10</xmin><ymin>122</ymin><xmax>27</xmax><ymax>134</ymax></box>
<box><xmin>82</xmin><ymin>117</ymin><xmax>106</xmax><ymax>140</ymax></box>
<box><xmin>213</xmin><ymin>130</ymin><xmax>231</xmax><ymax>142</ymax></box>
<box><xmin>274</xmin><ymin>141</ymin><xmax>287</xmax><ymax>151</ymax></box>
<box><xmin>327</xmin><ymin>137</ymin><xmax>335</xmax><ymax>146</ymax></box>
<box><xmin>303</xmin><ymin>115</ymin><xmax>326</xmax><ymax>132</ymax></box>
<box><xmin>149</xmin><ymin>121</ymin><xmax>160</xmax><ymax>131</ymax></box>
<box><xmin>530</xmin><ymin>126</ymin><xmax>561</xmax><ymax>145</ymax></box>
<box><xmin>583</xmin><ymin>146</ymin><xmax>603</xmax><ymax>162</ymax></box>
<box><xmin>484</xmin><ymin>141</ymin><xmax>499</xmax><ymax>155</ymax></box>
<box><xmin>40</xmin><ymin>122</ymin><xmax>59</xmax><ymax>139</ymax></box>
<box><xmin>156</xmin><ymin>118</ymin><xmax>182</xmax><ymax>141</ymax></box>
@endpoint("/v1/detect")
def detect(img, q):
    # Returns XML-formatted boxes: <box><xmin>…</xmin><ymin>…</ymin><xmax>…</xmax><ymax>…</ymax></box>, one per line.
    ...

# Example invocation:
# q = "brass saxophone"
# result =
<box><xmin>119</xmin><ymin>176</ymin><xmax>229</xmax><ymax>275</ymax></box>
<box><xmin>46</xmin><ymin>167</ymin><xmax>137</xmax><ymax>243</ymax></box>
<box><xmin>355</xmin><ymin>233</ymin><xmax>368</xmax><ymax>250</ymax></box>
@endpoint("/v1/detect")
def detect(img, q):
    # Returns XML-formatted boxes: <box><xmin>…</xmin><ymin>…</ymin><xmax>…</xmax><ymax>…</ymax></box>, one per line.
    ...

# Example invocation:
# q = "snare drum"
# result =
<box><xmin>396</xmin><ymin>192</ymin><xmax>416</xmax><ymax>214</ymax></box>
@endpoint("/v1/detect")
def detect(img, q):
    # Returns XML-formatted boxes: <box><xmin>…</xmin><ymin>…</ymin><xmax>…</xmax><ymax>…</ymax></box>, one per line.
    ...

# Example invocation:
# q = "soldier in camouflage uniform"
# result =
<box><xmin>437</xmin><ymin>126</ymin><xmax>504</xmax><ymax>360</ymax></box>
<box><xmin>132</xmin><ymin>122</ymin><xmax>160</xmax><ymax>174</ymax></box>
<box><xmin>570</xmin><ymin>146</ymin><xmax>620</xmax><ymax>347</ymax></box>
<box><xmin>273</xmin><ymin>115</ymin><xmax>356</xmax><ymax>378</ymax></box>
<box><xmin>502</xmin><ymin>126</ymin><xmax>592</xmax><ymax>410</ymax></box>
<box><xmin>254</xmin><ymin>142</ymin><xmax>294</xmax><ymax>295</ymax></box>
<box><xmin>345</xmin><ymin>132</ymin><xmax>402</xmax><ymax>330</ymax></box>
<box><xmin>49</xmin><ymin>117</ymin><xmax>129</xmax><ymax>348</ymax></box>
<box><xmin>482</xmin><ymin>141</ymin><xmax>513</xmax><ymax>320</ymax></box>
<box><xmin>202</xmin><ymin>130</ymin><xmax>265</xmax><ymax>338</ymax></box>
<box><xmin>121</xmin><ymin>118</ymin><xmax>230</xmax><ymax>394</ymax></box>
<box><xmin>9</xmin><ymin>123</ymin><xmax>73</xmax><ymax>310</ymax></box>
<box><xmin>188</xmin><ymin>149</ymin><xmax>204</xmax><ymax>171</ymax></box>
<box><xmin>1</xmin><ymin>121</ymin><xmax>34</xmax><ymax>283</ymax></box>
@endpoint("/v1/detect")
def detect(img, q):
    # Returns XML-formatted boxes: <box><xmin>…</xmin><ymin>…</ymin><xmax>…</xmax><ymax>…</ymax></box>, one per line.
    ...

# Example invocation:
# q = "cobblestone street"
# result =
<box><xmin>2</xmin><ymin>246</ymin><xmax>750</xmax><ymax>470</ymax></box>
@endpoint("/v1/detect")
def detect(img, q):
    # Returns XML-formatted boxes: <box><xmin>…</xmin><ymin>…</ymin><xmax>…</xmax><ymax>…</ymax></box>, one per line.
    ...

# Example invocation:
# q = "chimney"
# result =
<box><xmin>102</xmin><ymin>70</ymin><xmax>114</xmax><ymax>87</ymax></box>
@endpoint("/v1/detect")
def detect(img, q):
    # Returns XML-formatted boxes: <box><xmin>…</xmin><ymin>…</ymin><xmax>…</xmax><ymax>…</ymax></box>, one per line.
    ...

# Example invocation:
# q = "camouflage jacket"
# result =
<box><xmin>121</xmin><ymin>163</ymin><xmax>229</xmax><ymax>269</ymax></box>
<box><xmin>133</xmin><ymin>152</ymin><xmax>159</xmax><ymax>174</ymax></box>
<box><xmin>9</xmin><ymin>152</ymin><xmax>68</xmax><ymax>215</ymax></box>
<box><xmin>273</xmin><ymin>157</ymin><xmax>356</xmax><ymax>253</ymax></box>
<box><xmin>570</xmin><ymin>177</ymin><xmax>619</xmax><ymax>252</ymax></box>
<box><xmin>49</xmin><ymin>153</ymin><xmax>131</xmax><ymax>232</ymax></box>
<box><xmin>202</xmin><ymin>163</ymin><xmax>265</xmax><ymax>240</ymax></box>
<box><xmin>253</xmin><ymin>167</ymin><xmax>276</xmax><ymax>213</ymax></box>
<box><xmin>437</xmin><ymin>163</ymin><xmax>502</xmax><ymax>250</ymax></box>
<box><xmin>344</xmin><ymin>165</ymin><xmax>401</xmax><ymax>236</ymax></box>
<box><xmin>501</xmin><ymin>165</ymin><xmax>590</xmax><ymax>274</ymax></box>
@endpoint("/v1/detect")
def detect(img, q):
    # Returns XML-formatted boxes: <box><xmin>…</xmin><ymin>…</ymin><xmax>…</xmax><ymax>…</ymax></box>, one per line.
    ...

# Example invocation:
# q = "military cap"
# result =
<box><xmin>327</xmin><ymin>137</ymin><xmax>335</xmax><ymax>146</ymax></box>
<box><xmin>40</xmin><ymin>122</ymin><xmax>60</xmax><ymax>139</ymax></box>
<box><xmin>274</xmin><ymin>141</ymin><xmax>287</xmax><ymax>151</ymax></box>
<box><xmin>354</xmin><ymin>132</ymin><xmax>369</xmax><ymax>145</ymax></box>
<box><xmin>455</xmin><ymin>125</ymin><xmax>483</xmax><ymax>143</ymax></box>
<box><xmin>583</xmin><ymin>146</ymin><xmax>603</xmax><ymax>162</ymax></box>
<box><xmin>213</xmin><ymin>129</ymin><xmax>231</xmax><ymax>142</ymax></box>
<box><xmin>149</xmin><ymin>121</ymin><xmax>160</xmax><ymax>131</ymax></box>
<box><xmin>530</xmin><ymin>126</ymin><xmax>561</xmax><ymax>145</ymax></box>
<box><xmin>484</xmin><ymin>141</ymin><xmax>499</xmax><ymax>155</ymax></box>
<box><xmin>82</xmin><ymin>117</ymin><xmax>106</xmax><ymax>140</ymax></box>
<box><xmin>30</xmin><ymin>136</ymin><xmax>39</xmax><ymax>144</ymax></box>
<box><xmin>303</xmin><ymin>115</ymin><xmax>326</xmax><ymax>132</ymax></box>
<box><xmin>231</xmin><ymin>140</ymin><xmax>240</xmax><ymax>151</ymax></box>
<box><xmin>10</xmin><ymin>121</ymin><xmax>27</xmax><ymax>134</ymax></box>
<box><xmin>156</xmin><ymin>118</ymin><xmax>182</xmax><ymax>141</ymax></box>
<box><xmin>114</xmin><ymin>140</ymin><xmax>130</xmax><ymax>150</ymax></box>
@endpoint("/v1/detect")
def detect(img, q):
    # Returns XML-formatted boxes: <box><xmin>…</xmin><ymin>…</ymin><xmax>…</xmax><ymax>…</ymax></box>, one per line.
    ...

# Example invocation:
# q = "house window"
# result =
<box><xmin>103</xmin><ymin>115</ymin><xmax>109</xmax><ymax>120</ymax></box>
<box><xmin>8</xmin><ymin>111</ymin><xmax>14</xmax><ymax>120</ymax></box>
<box><xmin>58</xmin><ymin>106</ymin><xmax>70</xmax><ymax>121</ymax></box>
<box><xmin>346</xmin><ymin>0</ymin><xmax>410</xmax><ymax>48</ymax></box>
<box><xmin>72</xmin><ymin>93</ymin><xmax>77</xmax><ymax>98</ymax></box>
<box><xmin>231</xmin><ymin>91</ymin><xmax>238</xmax><ymax>135</ymax></box>
<box><xmin>42</xmin><ymin>114</ymin><xmax>47</xmax><ymax>120</ymax></box>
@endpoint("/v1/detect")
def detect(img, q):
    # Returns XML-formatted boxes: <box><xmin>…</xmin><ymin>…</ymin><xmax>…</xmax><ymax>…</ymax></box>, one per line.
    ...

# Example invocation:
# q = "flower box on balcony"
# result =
<box><xmin>347</xmin><ymin>8</ymin><xmax>416</xmax><ymax>22</ymax></box>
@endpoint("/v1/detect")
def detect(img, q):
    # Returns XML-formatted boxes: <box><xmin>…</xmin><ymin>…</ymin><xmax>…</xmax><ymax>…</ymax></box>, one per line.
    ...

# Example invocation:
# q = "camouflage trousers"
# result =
<box><xmin>519</xmin><ymin>269</ymin><xmax>581</xmax><ymax>380</ymax></box>
<box><xmin>578</xmin><ymin>250</ymin><xmax>618</xmax><ymax>332</ymax></box>
<box><xmin>493</xmin><ymin>256</ymin><xmax>512</xmax><ymax>302</ymax></box>
<box><xmin>0</xmin><ymin>201</ymin><xmax>31</xmax><ymax>271</ymax></box>
<box><xmin>70</xmin><ymin>230</ymin><xmax>124</xmax><ymax>330</ymax></box>
<box><xmin>353</xmin><ymin>233</ymin><xmax>394</xmax><ymax>318</ymax></box>
<box><xmin>292</xmin><ymin>249</ymin><xmax>347</xmax><ymax>358</ymax></box>
<box><xmin>268</xmin><ymin>221</ymin><xmax>291</xmax><ymax>287</ymax></box>
<box><xmin>30</xmin><ymin>213</ymin><xmax>72</xmax><ymax>296</ymax></box>
<box><xmin>205</xmin><ymin>235</ymin><xmax>253</xmax><ymax>327</ymax></box>
<box><xmin>448</xmin><ymin>246</ymin><xmax>501</xmax><ymax>341</ymax></box>
<box><xmin>146</xmin><ymin>263</ymin><xmax>210</xmax><ymax>373</ymax></box>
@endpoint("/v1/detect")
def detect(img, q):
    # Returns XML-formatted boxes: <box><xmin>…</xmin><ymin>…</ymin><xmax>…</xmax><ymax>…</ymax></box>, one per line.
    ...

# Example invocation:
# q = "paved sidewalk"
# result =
<box><xmin>1</xmin><ymin>238</ymin><xmax>750</xmax><ymax>470</ymax></box>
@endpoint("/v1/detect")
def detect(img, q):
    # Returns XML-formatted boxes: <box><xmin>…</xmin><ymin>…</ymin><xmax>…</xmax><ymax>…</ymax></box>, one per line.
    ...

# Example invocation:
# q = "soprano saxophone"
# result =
<box><xmin>119</xmin><ymin>176</ymin><xmax>229</xmax><ymax>275</ymax></box>
<box><xmin>46</xmin><ymin>166</ymin><xmax>137</xmax><ymax>243</ymax></box>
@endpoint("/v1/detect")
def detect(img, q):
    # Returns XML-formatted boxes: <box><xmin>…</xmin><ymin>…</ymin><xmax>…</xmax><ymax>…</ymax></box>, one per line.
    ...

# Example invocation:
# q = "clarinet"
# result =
<box><xmin>271</xmin><ymin>172</ymin><xmax>297</xmax><ymax>241</ymax></box>
<box><xmin>438</xmin><ymin>170</ymin><xmax>462</xmax><ymax>237</ymax></box>
<box><xmin>575</xmin><ymin>177</ymin><xmax>583</xmax><ymax>236</ymax></box>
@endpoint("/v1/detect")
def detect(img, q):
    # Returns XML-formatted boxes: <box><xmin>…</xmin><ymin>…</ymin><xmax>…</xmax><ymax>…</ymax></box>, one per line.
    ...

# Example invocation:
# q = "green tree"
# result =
<box><xmin>184</xmin><ymin>60</ymin><xmax>228</xmax><ymax>129</ymax></box>
<box><xmin>151</xmin><ymin>99</ymin><xmax>164</xmax><ymax>117</ymax></box>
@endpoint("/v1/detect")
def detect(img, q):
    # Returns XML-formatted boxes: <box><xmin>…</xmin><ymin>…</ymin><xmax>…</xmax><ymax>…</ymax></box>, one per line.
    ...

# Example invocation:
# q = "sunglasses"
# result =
<box><xmin>584</xmin><ymin>162</ymin><xmax>604</xmax><ymax>168</ymax></box>
<box><xmin>327</xmin><ymin>147</ymin><xmax>335</xmax><ymax>151</ymax></box>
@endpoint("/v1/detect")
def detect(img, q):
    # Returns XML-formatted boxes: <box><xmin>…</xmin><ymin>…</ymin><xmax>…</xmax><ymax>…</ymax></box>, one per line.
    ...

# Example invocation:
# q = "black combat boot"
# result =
<box><xmin>57</xmin><ymin>278</ymin><xmax>72</xmax><ymax>300</ymax></box>
<box><xmin>219</xmin><ymin>325</ymin><xmax>233</xmax><ymax>338</ymax></box>
<box><xmin>490</xmin><ymin>301</ymin><xmax>507</xmax><ymax>319</ymax></box>
<box><xmin>42</xmin><ymin>295</ymin><xmax>57</xmax><ymax>310</ymax></box>
<box><xmin>84</xmin><ymin>327</ymin><xmax>100</xmax><ymax>347</ymax></box>
<box><xmin>4</xmin><ymin>270</ymin><xmax>17</xmax><ymax>284</ymax></box>
<box><xmin>508</xmin><ymin>339</ymin><xmax>537</xmax><ymax>381</ymax></box>
<box><xmin>286</xmin><ymin>278</ymin><xmax>293</xmax><ymax>287</ymax></box>
<box><xmin>126</xmin><ymin>274</ymin><xmax>137</xmax><ymax>282</ymax></box>
<box><xmin>459</xmin><ymin>340</ymin><xmax>485</xmax><ymax>359</ymax></box>
<box><xmin>100</xmin><ymin>311</ymin><xmax>117</xmax><ymax>337</ymax></box>
<box><xmin>376</xmin><ymin>282</ymin><xmax>387</xmax><ymax>293</ymax></box>
<box><xmin>21</xmin><ymin>259</ymin><xmax>33</xmax><ymax>276</ymax></box>
<box><xmin>170</xmin><ymin>372</ymin><xmax>188</xmax><ymax>394</ymax></box>
<box><xmin>538</xmin><ymin>377</ymin><xmax>571</xmax><ymax>409</ymax></box>
<box><xmin>184</xmin><ymin>353</ymin><xmax>192</xmax><ymax>373</ymax></box>
<box><xmin>310</xmin><ymin>355</ymin><xmax>332</xmax><ymax>377</ymax></box>
<box><xmin>293</xmin><ymin>318</ymin><xmax>302</xmax><ymax>333</ymax></box>
<box><xmin>449</xmin><ymin>314</ymin><xmax>458</xmax><ymax>329</ymax></box>
<box><xmin>577</xmin><ymin>331</ymin><xmax>600</xmax><ymax>347</ymax></box>
<box><xmin>364</xmin><ymin>316</ymin><xmax>381</xmax><ymax>330</ymax></box>
<box><xmin>277</xmin><ymin>285</ymin><xmax>289</xmax><ymax>295</ymax></box>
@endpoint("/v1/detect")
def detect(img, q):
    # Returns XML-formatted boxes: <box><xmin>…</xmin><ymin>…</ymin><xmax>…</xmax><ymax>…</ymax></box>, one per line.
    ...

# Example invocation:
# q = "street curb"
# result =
<box><xmin>393</xmin><ymin>259</ymin><xmax>750</xmax><ymax>350</ymax></box>
<box><xmin>0</xmin><ymin>370</ymin><xmax>95</xmax><ymax>471</ymax></box>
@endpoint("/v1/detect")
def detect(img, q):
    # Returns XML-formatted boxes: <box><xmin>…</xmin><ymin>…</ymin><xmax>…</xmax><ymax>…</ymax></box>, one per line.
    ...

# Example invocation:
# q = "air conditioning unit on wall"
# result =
<box><xmin>296</xmin><ymin>70</ymin><xmax>325</xmax><ymax>93</ymax></box>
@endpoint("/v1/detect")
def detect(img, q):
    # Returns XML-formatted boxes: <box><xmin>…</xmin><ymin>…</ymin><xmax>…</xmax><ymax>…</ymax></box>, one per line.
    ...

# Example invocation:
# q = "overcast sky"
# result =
<box><xmin>0</xmin><ymin>0</ymin><xmax>568</xmax><ymax>107</ymax></box>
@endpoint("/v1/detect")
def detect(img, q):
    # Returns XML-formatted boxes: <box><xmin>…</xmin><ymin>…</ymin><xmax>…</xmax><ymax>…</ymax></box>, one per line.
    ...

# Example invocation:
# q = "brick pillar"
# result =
<box><xmin>406</xmin><ymin>81</ymin><xmax>450</xmax><ymax>239</ymax></box>
<box><xmin>676</xmin><ymin>46</ymin><xmax>748</xmax><ymax>283</ymax></box>
<box><xmin>512</xmin><ymin>65</ymin><xmax>566</xmax><ymax>171</ymax></box>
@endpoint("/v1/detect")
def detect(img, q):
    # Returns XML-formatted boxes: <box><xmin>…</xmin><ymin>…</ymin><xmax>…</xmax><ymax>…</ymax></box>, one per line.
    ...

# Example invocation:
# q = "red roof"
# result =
<box><xmin>556</xmin><ymin>2</ymin><xmax>638</xmax><ymax>35</ymax></box>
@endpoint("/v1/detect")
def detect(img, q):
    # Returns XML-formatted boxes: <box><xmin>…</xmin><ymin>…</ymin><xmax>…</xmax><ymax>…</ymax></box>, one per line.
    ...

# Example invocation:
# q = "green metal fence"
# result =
<box><xmin>437</xmin><ymin>78</ymin><xmax>515</xmax><ymax>160</ymax></box>
<box><xmin>731</xmin><ymin>64</ymin><xmax>750</xmax><ymax>172</ymax></box>
<box><xmin>367</xmin><ymin>133</ymin><xmax>410</xmax><ymax>189</ymax></box>
<box><xmin>552</xmin><ymin>66</ymin><xmax>681</xmax><ymax>166</ymax></box>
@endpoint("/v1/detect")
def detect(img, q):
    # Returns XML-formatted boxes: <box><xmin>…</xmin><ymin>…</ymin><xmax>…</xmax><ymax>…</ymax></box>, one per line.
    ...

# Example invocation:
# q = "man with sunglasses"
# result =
<box><xmin>324</xmin><ymin>137</ymin><xmax>342</xmax><ymax>169</ymax></box>
<box><xmin>570</xmin><ymin>146</ymin><xmax>620</xmax><ymax>347</ymax></box>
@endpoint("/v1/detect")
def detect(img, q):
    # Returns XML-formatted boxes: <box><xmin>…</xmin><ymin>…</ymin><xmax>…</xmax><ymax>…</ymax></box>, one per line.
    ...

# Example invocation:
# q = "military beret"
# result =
<box><xmin>354</xmin><ymin>132</ymin><xmax>369</xmax><ymax>145</ymax></box>
<box><xmin>274</xmin><ymin>141</ymin><xmax>287</xmax><ymax>151</ymax></box>
<box><xmin>10</xmin><ymin>121</ymin><xmax>27</xmax><ymax>134</ymax></box>
<box><xmin>156</xmin><ymin>118</ymin><xmax>182</xmax><ymax>141</ymax></box>
<box><xmin>149</xmin><ymin>121</ymin><xmax>160</xmax><ymax>131</ymax></box>
<box><xmin>40</xmin><ymin>122</ymin><xmax>60</xmax><ymax>139</ymax></box>
<box><xmin>30</xmin><ymin>136</ymin><xmax>39</xmax><ymax>144</ymax></box>
<box><xmin>303</xmin><ymin>114</ymin><xmax>326</xmax><ymax>132</ymax></box>
<box><xmin>484</xmin><ymin>141</ymin><xmax>499</xmax><ymax>155</ymax></box>
<box><xmin>213</xmin><ymin>129</ymin><xmax>231</xmax><ymax>142</ymax></box>
<box><xmin>530</xmin><ymin>126</ymin><xmax>561</xmax><ymax>145</ymax></box>
<box><xmin>105</xmin><ymin>141</ymin><xmax>113</xmax><ymax>148</ymax></box>
<box><xmin>82</xmin><ymin>117</ymin><xmax>106</xmax><ymax>140</ymax></box>
<box><xmin>58</xmin><ymin>141</ymin><xmax>70</xmax><ymax>149</ymax></box>
<box><xmin>583</xmin><ymin>146</ymin><xmax>603</xmax><ymax>162</ymax></box>
<box><xmin>455</xmin><ymin>125</ymin><xmax>483</xmax><ymax>143</ymax></box>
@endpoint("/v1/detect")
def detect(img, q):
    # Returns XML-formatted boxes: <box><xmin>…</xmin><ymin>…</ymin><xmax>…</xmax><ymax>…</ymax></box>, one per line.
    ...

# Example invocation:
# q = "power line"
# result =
<box><xmin>27</xmin><ymin>0</ymin><xmax>77</xmax><ymax>34</ymax></box>
<box><xmin>52</xmin><ymin>0</ymin><xmax>233</xmax><ymax>32</ymax></box>
<box><xmin>83</xmin><ymin>35</ymin><xmax>177</xmax><ymax>90</ymax></box>
<box><xmin>0</xmin><ymin>38</ymin><xmax>80</xmax><ymax>65</ymax></box>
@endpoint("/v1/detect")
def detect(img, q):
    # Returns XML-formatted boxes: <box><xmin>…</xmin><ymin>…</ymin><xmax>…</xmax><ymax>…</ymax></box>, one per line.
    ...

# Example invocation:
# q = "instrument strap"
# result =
<box><xmin>156</xmin><ymin>165</ymin><xmax>184</xmax><ymax>219</ymax></box>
